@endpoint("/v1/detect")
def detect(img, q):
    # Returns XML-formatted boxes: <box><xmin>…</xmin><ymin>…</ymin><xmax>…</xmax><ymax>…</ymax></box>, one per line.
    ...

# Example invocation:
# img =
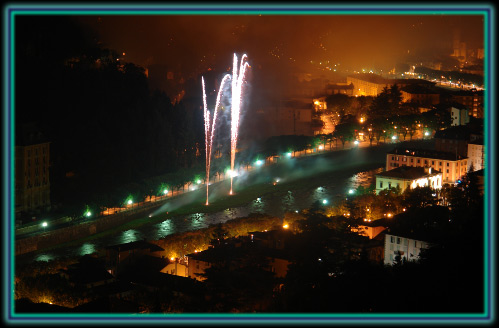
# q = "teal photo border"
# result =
<box><xmin>2</xmin><ymin>3</ymin><xmax>496</xmax><ymax>326</ymax></box>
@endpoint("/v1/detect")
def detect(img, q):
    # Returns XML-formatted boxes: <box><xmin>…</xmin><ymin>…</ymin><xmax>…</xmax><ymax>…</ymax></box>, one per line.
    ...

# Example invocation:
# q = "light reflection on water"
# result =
<box><xmin>118</xmin><ymin>229</ymin><xmax>143</xmax><ymax>244</ymax></box>
<box><xmin>189</xmin><ymin>213</ymin><xmax>206</xmax><ymax>230</ymax></box>
<box><xmin>79</xmin><ymin>243</ymin><xmax>96</xmax><ymax>256</ymax></box>
<box><xmin>155</xmin><ymin>219</ymin><xmax>173</xmax><ymax>240</ymax></box>
<box><xmin>347</xmin><ymin>167</ymin><xmax>383</xmax><ymax>191</ymax></box>
<box><xmin>34</xmin><ymin>254</ymin><xmax>54</xmax><ymax>262</ymax></box>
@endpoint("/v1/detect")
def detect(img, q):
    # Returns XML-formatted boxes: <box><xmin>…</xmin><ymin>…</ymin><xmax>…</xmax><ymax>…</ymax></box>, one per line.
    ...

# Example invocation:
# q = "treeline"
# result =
<box><xmin>16</xmin><ymin>17</ymin><xmax>204</xmax><ymax>216</ymax></box>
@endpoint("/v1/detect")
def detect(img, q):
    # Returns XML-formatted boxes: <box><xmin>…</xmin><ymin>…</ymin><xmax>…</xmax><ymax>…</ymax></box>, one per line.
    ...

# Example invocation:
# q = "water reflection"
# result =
<box><xmin>118</xmin><ymin>229</ymin><xmax>142</xmax><ymax>244</ymax></box>
<box><xmin>281</xmin><ymin>191</ymin><xmax>295</xmax><ymax>213</ymax></box>
<box><xmin>155</xmin><ymin>220</ymin><xmax>173</xmax><ymax>239</ymax></box>
<box><xmin>35</xmin><ymin>254</ymin><xmax>54</xmax><ymax>262</ymax></box>
<box><xmin>348</xmin><ymin>168</ymin><xmax>382</xmax><ymax>191</ymax></box>
<box><xmin>190</xmin><ymin>213</ymin><xmax>206</xmax><ymax>230</ymax></box>
<box><xmin>79</xmin><ymin>243</ymin><xmax>96</xmax><ymax>256</ymax></box>
<box><xmin>250</xmin><ymin>197</ymin><xmax>265</xmax><ymax>214</ymax></box>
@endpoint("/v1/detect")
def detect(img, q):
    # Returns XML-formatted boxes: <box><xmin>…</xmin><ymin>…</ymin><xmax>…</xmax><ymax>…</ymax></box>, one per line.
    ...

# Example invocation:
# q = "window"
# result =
<box><xmin>439</xmin><ymin>162</ymin><xmax>442</xmax><ymax>166</ymax></box>
<box><xmin>447</xmin><ymin>163</ymin><xmax>449</xmax><ymax>167</ymax></box>
<box><xmin>432</xmin><ymin>161</ymin><xmax>435</xmax><ymax>165</ymax></box>
<box><xmin>446</xmin><ymin>169</ymin><xmax>449</xmax><ymax>173</ymax></box>
<box><xmin>388</xmin><ymin>183</ymin><xmax>391</xmax><ymax>189</ymax></box>
<box><xmin>396</xmin><ymin>156</ymin><xmax>399</xmax><ymax>161</ymax></box>
<box><xmin>424</xmin><ymin>160</ymin><xmax>428</xmax><ymax>164</ymax></box>
<box><xmin>390</xmin><ymin>236</ymin><xmax>395</xmax><ymax>243</ymax></box>
<box><xmin>391</xmin><ymin>156</ymin><xmax>394</xmax><ymax>160</ymax></box>
<box><xmin>403</xmin><ymin>157</ymin><xmax>407</xmax><ymax>162</ymax></box>
<box><xmin>414</xmin><ymin>240</ymin><xmax>417</xmax><ymax>247</ymax></box>
<box><xmin>397</xmin><ymin>238</ymin><xmax>401</xmax><ymax>244</ymax></box>
<box><xmin>380</xmin><ymin>182</ymin><xmax>383</xmax><ymax>188</ymax></box>
<box><xmin>410</xmin><ymin>158</ymin><xmax>414</xmax><ymax>163</ymax></box>
<box><xmin>417</xmin><ymin>159</ymin><xmax>420</xmax><ymax>163</ymax></box>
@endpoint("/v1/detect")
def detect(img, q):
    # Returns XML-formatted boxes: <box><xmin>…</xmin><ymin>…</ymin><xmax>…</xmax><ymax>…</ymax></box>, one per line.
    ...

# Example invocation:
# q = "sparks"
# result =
<box><xmin>230</xmin><ymin>53</ymin><xmax>250</xmax><ymax>195</ymax></box>
<box><xmin>202</xmin><ymin>74</ymin><xmax>231</xmax><ymax>205</ymax></box>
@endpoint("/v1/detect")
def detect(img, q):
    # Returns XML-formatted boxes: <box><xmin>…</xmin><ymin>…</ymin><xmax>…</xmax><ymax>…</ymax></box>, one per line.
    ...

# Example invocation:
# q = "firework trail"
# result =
<box><xmin>202</xmin><ymin>74</ymin><xmax>231</xmax><ymax>205</ymax></box>
<box><xmin>230</xmin><ymin>53</ymin><xmax>250</xmax><ymax>195</ymax></box>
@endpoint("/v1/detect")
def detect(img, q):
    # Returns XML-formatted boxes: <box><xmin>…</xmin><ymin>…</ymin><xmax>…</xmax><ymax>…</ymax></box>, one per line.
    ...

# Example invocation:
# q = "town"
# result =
<box><xmin>7</xmin><ymin>4</ymin><xmax>491</xmax><ymax>325</ymax></box>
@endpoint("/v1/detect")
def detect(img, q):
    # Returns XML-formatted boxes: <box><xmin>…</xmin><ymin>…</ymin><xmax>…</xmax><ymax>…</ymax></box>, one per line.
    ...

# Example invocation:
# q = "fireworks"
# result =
<box><xmin>202</xmin><ymin>74</ymin><xmax>231</xmax><ymax>205</ymax></box>
<box><xmin>202</xmin><ymin>53</ymin><xmax>249</xmax><ymax>203</ymax></box>
<box><xmin>230</xmin><ymin>53</ymin><xmax>250</xmax><ymax>195</ymax></box>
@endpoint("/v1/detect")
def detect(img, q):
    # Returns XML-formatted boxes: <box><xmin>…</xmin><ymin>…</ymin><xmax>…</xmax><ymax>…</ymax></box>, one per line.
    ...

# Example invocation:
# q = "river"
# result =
<box><xmin>15</xmin><ymin>139</ymin><xmax>432</xmax><ymax>265</ymax></box>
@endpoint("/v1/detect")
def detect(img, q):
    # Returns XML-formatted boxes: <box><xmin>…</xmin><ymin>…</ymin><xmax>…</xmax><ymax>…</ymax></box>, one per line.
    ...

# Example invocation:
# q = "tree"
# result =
<box><xmin>332</xmin><ymin>122</ymin><xmax>359</xmax><ymax>148</ymax></box>
<box><xmin>403</xmin><ymin>186</ymin><xmax>438</xmax><ymax>209</ymax></box>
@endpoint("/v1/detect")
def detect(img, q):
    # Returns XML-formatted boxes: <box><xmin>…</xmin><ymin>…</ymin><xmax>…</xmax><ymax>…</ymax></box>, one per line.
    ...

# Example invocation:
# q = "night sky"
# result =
<box><xmin>75</xmin><ymin>14</ymin><xmax>484</xmax><ymax>73</ymax></box>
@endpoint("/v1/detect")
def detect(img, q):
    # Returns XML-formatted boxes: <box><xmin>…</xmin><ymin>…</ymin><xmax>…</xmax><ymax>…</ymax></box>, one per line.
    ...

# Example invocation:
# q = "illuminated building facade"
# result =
<box><xmin>386</xmin><ymin>147</ymin><xmax>467</xmax><ymax>184</ymax></box>
<box><xmin>375</xmin><ymin>166</ymin><xmax>442</xmax><ymax>194</ymax></box>
<box><xmin>450</xmin><ymin>105</ymin><xmax>470</xmax><ymax>126</ymax></box>
<box><xmin>383</xmin><ymin>233</ymin><xmax>432</xmax><ymax>265</ymax></box>
<box><xmin>467</xmin><ymin>140</ymin><xmax>484</xmax><ymax>171</ymax></box>
<box><xmin>15</xmin><ymin>125</ymin><xmax>51</xmax><ymax>217</ymax></box>
<box><xmin>450</xmin><ymin>89</ymin><xmax>484</xmax><ymax>118</ymax></box>
<box><xmin>400</xmin><ymin>85</ymin><xmax>440</xmax><ymax>106</ymax></box>
<box><xmin>347</xmin><ymin>73</ymin><xmax>435</xmax><ymax>97</ymax></box>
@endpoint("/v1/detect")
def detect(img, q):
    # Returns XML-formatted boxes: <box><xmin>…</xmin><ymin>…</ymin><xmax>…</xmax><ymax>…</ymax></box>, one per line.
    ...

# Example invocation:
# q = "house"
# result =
<box><xmin>15</xmin><ymin>123</ymin><xmax>51</xmax><ymax>218</ymax></box>
<box><xmin>375</xmin><ymin>166</ymin><xmax>442</xmax><ymax>194</ymax></box>
<box><xmin>105</xmin><ymin>240</ymin><xmax>165</xmax><ymax>276</ymax></box>
<box><xmin>60</xmin><ymin>257</ymin><xmax>115</xmax><ymax>289</ymax></box>
<box><xmin>386</xmin><ymin>147</ymin><xmax>467</xmax><ymax>184</ymax></box>
<box><xmin>450</xmin><ymin>104</ymin><xmax>470</xmax><ymax>126</ymax></box>
<box><xmin>382</xmin><ymin>232</ymin><xmax>432</xmax><ymax>265</ymax></box>
<box><xmin>434</xmin><ymin>125</ymin><xmax>473</xmax><ymax>158</ymax></box>
<box><xmin>467</xmin><ymin>139</ymin><xmax>485</xmax><ymax>171</ymax></box>
<box><xmin>187</xmin><ymin>231</ymin><xmax>294</xmax><ymax>281</ymax></box>
<box><xmin>400</xmin><ymin>84</ymin><xmax>440</xmax><ymax>106</ymax></box>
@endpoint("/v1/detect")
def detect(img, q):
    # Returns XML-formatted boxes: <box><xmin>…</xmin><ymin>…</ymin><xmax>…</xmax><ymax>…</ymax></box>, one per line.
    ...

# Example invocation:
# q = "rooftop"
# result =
<box><xmin>388</xmin><ymin>147</ymin><xmax>466</xmax><ymax>161</ymax></box>
<box><xmin>376</xmin><ymin>166</ymin><xmax>441</xmax><ymax>180</ymax></box>
<box><xmin>434</xmin><ymin>125</ymin><xmax>472</xmax><ymax>140</ymax></box>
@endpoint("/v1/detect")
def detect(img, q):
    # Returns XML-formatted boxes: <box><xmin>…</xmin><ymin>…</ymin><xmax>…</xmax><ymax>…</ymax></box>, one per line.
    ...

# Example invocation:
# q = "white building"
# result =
<box><xmin>467</xmin><ymin>140</ymin><xmax>484</xmax><ymax>171</ymax></box>
<box><xmin>376</xmin><ymin>166</ymin><xmax>442</xmax><ymax>194</ymax></box>
<box><xmin>451</xmin><ymin>106</ymin><xmax>470</xmax><ymax>126</ymax></box>
<box><xmin>383</xmin><ymin>233</ymin><xmax>432</xmax><ymax>265</ymax></box>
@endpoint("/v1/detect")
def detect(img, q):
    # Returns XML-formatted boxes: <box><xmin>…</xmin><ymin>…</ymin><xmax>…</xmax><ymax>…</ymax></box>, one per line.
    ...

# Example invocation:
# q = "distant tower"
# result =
<box><xmin>452</xmin><ymin>29</ymin><xmax>461</xmax><ymax>57</ymax></box>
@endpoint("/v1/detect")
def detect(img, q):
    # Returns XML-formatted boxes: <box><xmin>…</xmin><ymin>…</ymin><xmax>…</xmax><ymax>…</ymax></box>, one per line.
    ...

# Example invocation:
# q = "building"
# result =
<box><xmin>187</xmin><ymin>231</ymin><xmax>294</xmax><ymax>281</ymax></box>
<box><xmin>467</xmin><ymin>139</ymin><xmax>485</xmax><ymax>171</ymax></box>
<box><xmin>434</xmin><ymin>125</ymin><xmax>477</xmax><ymax>158</ymax></box>
<box><xmin>400</xmin><ymin>85</ymin><xmax>440</xmax><ymax>106</ymax></box>
<box><xmin>105</xmin><ymin>240</ymin><xmax>165</xmax><ymax>276</ymax></box>
<box><xmin>375</xmin><ymin>166</ymin><xmax>442</xmax><ymax>194</ymax></box>
<box><xmin>386</xmin><ymin>147</ymin><xmax>468</xmax><ymax>184</ymax></box>
<box><xmin>325</xmin><ymin>82</ymin><xmax>354</xmax><ymax>96</ymax></box>
<box><xmin>347</xmin><ymin>73</ymin><xmax>435</xmax><ymax>97</ymax></box>
<box><xmin>450</xmin><ymin>89</ymin><xmax>484</xmax><ymax>118</ymax></box>
<box><xmin>383</xmin><ymin>232</ymin><xmax>432</xmax><ymax>265</ymax></box>
<box><xmin>450</xmin><ymin>105</ymin><xmax>470</xmax><ymax>126</ymax></box>
<box><xmin>15</xmin><ymin>124</ymin><xmax>51</xmax><ymax>217</ymax></box>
